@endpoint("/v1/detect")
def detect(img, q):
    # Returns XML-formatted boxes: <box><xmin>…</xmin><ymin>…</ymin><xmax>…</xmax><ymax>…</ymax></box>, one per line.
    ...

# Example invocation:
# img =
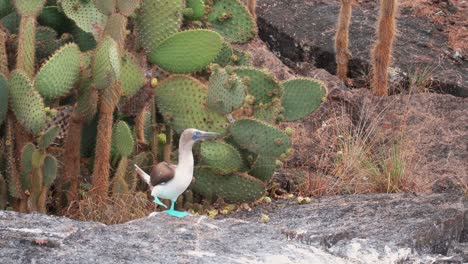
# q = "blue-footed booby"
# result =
<box><xmin>134</xmin><ymin>128</ymin><xmax>219</xmax><ymax>218</ymax></box>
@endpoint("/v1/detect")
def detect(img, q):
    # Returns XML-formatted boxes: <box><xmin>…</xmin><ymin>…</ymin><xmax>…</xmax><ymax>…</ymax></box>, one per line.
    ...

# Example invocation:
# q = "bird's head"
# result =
<box><xmin>180</xmin><ymin>128</ymin><xmax>220</xmax><ymax>146</ymax></box>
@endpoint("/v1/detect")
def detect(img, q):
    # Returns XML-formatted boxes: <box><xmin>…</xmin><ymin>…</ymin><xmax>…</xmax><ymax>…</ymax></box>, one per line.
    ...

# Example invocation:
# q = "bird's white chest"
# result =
<box><xmin>152</xmin><ymin>152</ymin><xmax>194</xmax><ymax>201</ymax></box>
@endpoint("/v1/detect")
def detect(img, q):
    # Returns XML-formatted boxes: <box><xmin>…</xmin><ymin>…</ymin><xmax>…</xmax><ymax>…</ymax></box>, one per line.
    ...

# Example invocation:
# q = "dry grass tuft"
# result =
<box><xmin>63</xmin><ymin>192</ymin><xmax>157</xmax><ymax>225</ymax></box>
<box><xmin>289</xmin><ymin>97</ymin><xmax>431</xmax><ymax>197</ymax></box>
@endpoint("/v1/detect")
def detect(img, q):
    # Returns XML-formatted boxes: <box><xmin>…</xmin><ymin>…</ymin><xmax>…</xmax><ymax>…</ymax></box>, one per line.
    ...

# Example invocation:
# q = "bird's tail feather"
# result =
<box><xmin>134</xmin><ymin>164</ymin><xmax>152</xmax><ymax>187</ymax></box>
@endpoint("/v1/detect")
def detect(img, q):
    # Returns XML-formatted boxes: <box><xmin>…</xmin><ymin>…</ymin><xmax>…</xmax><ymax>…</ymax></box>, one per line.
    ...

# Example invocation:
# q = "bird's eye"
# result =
<box><xmin>192</xmin><ymin>131</ymin><xmax>201</xmax><ymax>141</ymax></box>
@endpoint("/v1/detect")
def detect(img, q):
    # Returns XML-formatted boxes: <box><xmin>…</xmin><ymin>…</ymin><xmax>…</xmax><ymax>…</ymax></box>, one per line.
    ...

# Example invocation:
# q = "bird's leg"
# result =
<box><xmin>164</xmin><ymin>199</ymin><xmax>189</xmax><ymax>218</ymax></box>
<box><xmin>152</xmin><ymin>195</ymin><xmax>167</xmax><ymax>208</ymax></box>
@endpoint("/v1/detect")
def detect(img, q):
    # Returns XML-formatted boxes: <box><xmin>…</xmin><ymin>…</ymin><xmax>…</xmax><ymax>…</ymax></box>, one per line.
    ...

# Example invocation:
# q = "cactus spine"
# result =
<box><xmin>371</xmin><ymin>0</ymin><xmax>398</xmax><ymax>96</ymax></box>
<box><xmin>335</xmin><ymin>0</ymin><xmax>352</xmax><ymax>80</ymax></box>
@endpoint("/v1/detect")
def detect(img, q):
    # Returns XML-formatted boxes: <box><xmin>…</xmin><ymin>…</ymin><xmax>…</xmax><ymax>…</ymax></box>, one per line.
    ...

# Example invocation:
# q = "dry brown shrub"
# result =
<box><xmin>63</xmin><ymin>192</ymin><xmax>157</xmax><ymax>225</ymax></box>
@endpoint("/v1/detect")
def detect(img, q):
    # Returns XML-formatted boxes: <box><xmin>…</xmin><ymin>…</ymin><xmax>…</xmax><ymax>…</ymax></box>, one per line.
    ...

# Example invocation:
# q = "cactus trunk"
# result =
<box><xmin>335</xmin><ymin>0</ymin><xmax>352</xmax><ymax>80</ymax></box>
<box><xmin>371</xmin><ymin>0</ymin><xmax>398</xmax><ymax>96</ymax></box>
<box><xmin>17</xmin><ymin>16</ymin><xmax>36</xmax><ymax>77</ymax></box>
<box><xmin>0</xmin><ymin>29</ymin><xmax>9</xmax><ymax>77</ymax></box>
<box><xmin>91</xmin><ymin>84</ymin><xmax>121</xmax><ymax>199</ymax></box>
<box><xmin>163</xmin><ymin>127</ymin><xmax>173</xmax><ymax>163</ymax></box>
<box><xmin>135</xmin><ymin>110</ymin><xmax>146</xmax><ymax>146</ymax></box>
<box><xmin>60</xmin><ymin>112</ymin><xmax>83</xmax><ymax>205</ymax></box>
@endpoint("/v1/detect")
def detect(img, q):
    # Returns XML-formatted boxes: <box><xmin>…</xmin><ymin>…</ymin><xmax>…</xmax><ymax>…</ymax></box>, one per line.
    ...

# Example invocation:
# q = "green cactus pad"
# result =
<box><xmin>213</xmin><ymin>42</ymin><xmax>232</xmax><ymax>67</ymax></box>
<box><xmin>42</xmin><ymin>155</ymin><xmax>57</xmax><ymax>187</ymax></box>
<box><xmin>120</xmin><ymin>51</ymin><xmax>144</xmax><ymax>97</ymax></box>
<box><xmin>156</xmin><ymin>76</ymin><xmax>228</xmax><ymax>134</ymax></box>
<box><xmin>1</xmin><ymin>12</ymin><xmax>20</xmax><ymax>34</ymax></box>
<box><xmin>9</xmin><ymin>71</ymin><xmax>46</xmax><ymax>134</ymax></box>
<box><xmin>14</xmin><ymin>0</ymin><xmax>46</xmax><ymax>16</ymax></box>
<box><xmin>71</xmin><ymin>24</ymin><xmax>96</xmax><ymax>51</ymax></box>
<box><xmin>60</xmin><ymin>0</ymin><xmax>107</xmax><ymax>38</ymax></box>
<box><xmin>185</xmin><ymin>0</ymin><xmax>204</xmax><ymax>20</ymax></box>
<box><xmin>76</xmin><ymin>86</ymin><xmax>98</xmax><ymax>121</ymax></box>
<box><xmin>192</xmin><ymin>167</ymin><xmax>265</xmax><ymax>203</ymax></box>
<box><xmin>229</xmin><ymin>118</ymin><xmax>291</xmax><ymax>157</ymax></box>
<box><xmin>0</xmin><ymin>0</ymin><xmax>13</xmax><ymax>19</ymax></box>
<box><xmin>35</xmin><ymin>26</ymin><xmax>62</xmax><ymax>63</ymax></box>
<box><xmin>207</xmin><ymin>0</ymin><xmax>256</xmax><ymax>43</ymax></box>
<box><xmin>35</xmin><ymin>43</ymin><xmax>81</xmax><ymax>100</ymax></box>
<box><xmin>0</xmin><ymin>74</ymin><xmax>7</xmax><ymax>126</ymax></box>
<box><xmin>38</xmin><ymin>6</ymin><xmax>72</xmax><ymax>34</ymax></box>
<box><xmin>37</xmin><ymin>126</ymin><xmax>60</xmax><ymax>150</ymax></box>
<box><xmin>253</xmin><ymin>103</ymin><xmax>282</xmax><ymax>124</ymax></box>
<box><xmin>112</xmin><ymin>121</ymin><xmax>134</xmax><ymax>157</ymax></box>
<box><xmin>234</xmin><ymin>67</ymin><xmax>282</xmax><ymax>108</ymax></box>
<box><xmin>116</xmin><ymin>0</ymin><xmax>139</xmax><ymax>16</ymax></box>
<box><xmin>93</xmin><ymin>0</ymin><xmax>115</xmax><ymax>15</ymax></box>
<box><xmin>20</xmin><ymin>143</ymin><xmax>35</xmax><ymax>189</ymax></box>
<box><xmin>104</xmin><ymin>13</ymin><xmax>126</xmax><ymax>48</ymax></box>
<box><xmin>92</xmin><ymin>36</ymin><xmax>120</xmax><ymax>90</ymax></box>
<box><xmin>149</xmin><ymin>29</ymin><xmax>222</xmax><ymax>74</ymax></box>
<box><xmin>200</xmin><ymin>141</ymin><xmax>242</xmax><ymax>175</ymax></box>
<box><xmin>136</xmin><ymin>0</ymin><xmax>183</xmax><ymax>54</ymax></box>
<box><xmin>230</xmin><ymin>48</ymin><xmax>251</xmax><ymax>66</ymax></box>
<box><xmin>207</xmin><ymin>66</ymin><xmax>245</xmax><ymax>114</ymax></box>
<box><xmin>281</xmin><ymin>78</ymin><xmax>327</xmax><ymax>121</ymax></box>
<box><xmin>31</xmin><ymin>149</ymin><xmax>45</xmax><ymax>169</ymax></box>
<box><xmin>249</xmin><ymin>156</ymin><xmax>276</xmax><ymax>182</ymax></box>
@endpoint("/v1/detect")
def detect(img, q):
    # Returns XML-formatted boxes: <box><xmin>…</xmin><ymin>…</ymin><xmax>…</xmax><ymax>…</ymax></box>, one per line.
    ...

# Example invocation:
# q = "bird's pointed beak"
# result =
<box><xmin>199</xmin><ymin>131</ymin><xmax>220</xmax><ymax>141</ymax></box>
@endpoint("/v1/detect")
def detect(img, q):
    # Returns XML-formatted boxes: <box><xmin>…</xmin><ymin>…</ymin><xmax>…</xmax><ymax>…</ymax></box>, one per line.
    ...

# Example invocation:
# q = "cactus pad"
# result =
<box><xmin>185</xmin><ymin>0</ymin><xmax>205</xmax><ymax>20</ymax></box>
<box><xmin>116</xmin><ymin>0</ymin><xmax>139</xmax><ymax>17</ymax></box>
<box><xmin>200</xmin><ymin>141</ymin><xmax>242</xmax><ymax>175</ymax></box>
<box><xmin>1</xmin><ymin>12</ymin><xmax>20</xmax><ymax>34</ymax></box>
<box><xmin>60</xmin><ymin>0</ymin><xmax>107</xmax><ymax>38</ymax></box>
<box><xmin>229</xmin><ymin>118</ymin><xmax>290</xmax><ymax>157</ymax></box>
<box><xmin>207</xmin><ymin>0</ymin><xmax>256</xmax><ymax>43</ymax></box>
<box><xmin>93</xmin><ymin>0</ymin><xmax>115</xmax><ymax>15</ymax></box>
<box><xmin>92</xmin><ymin>36</ymin><xmax>120</xmax><ymax>90</ymax></box>
<box><xmin>213</xmin><ymin>42</ymin><xmax>232</xmax><ymax>67</ymax></box>
<box><xmin>38</xmin><ymin>126</ymin><xmax>60</xmax><ymax>150</ymax></box>
<box><xmin>234</xmin><ymin>67</ymin><xmax>282</xmax><ymax>108</ymax></box>
<box><xmin>249</xmin><ymin>156</ymin><xmax>276</xmax><ymax>182</ymax></box>
<box><xmin>35</xmin><ymin>43</ymin><xmax>81</xmax><ymax>100</ymax></box>
<box><xmin>0</xmin><ymin>74</ymin><xmax>7</xmax><ymax>126</ymax></box>
<box><xmin>136</xmin><ymin>0</ymin><xmax>183</xmax><ymax>54</ymax></box>
<box><xmin>281</xmin><ymin>78</ymin><xmax>327</xmax><ymax>121</ymax></box>
<box><xmin>112</xmin><ymin>121</ymin><xmax>134</xmax><ymax>157</ymax></box>
<box><xmin>156</xmin><ymin>76</ymin><xmax>228</xmax><ymax>134</ymax></box>
<box><xmin>192</xmin><ymin>167</ymin><xmax>265</xmax><ymax>203</ymax></box>
<box><xmin>207</xmin><ymin>66</ymin><xmax>245</xmax><ymax>114</ymax></box>
<box><xmin>9</xmin><ymin>71</ymin><xmax>46</xmax><ymax>134</ymax></box>
<box><xmin>120</xmin><ymin>51</ymin><xmax>144</xmax><ymax>97</ymax></box>
<box><xmin>42</xmin><ymin>155</ymin><xmax>57</xmax><ymax>187</ymax></box>
<box><xmin>14</xmin><ymin>0</ymin><xmax>46</xmax><ymax>16</ymax></box>
<box><xmin>0</xmin><ymin>0</ymin><xmax>13</xmax><ymax>18</ymax></box>
<box><xmin>38</xmin><ymin>6</ymin><xmax>72</xmax><ymax>34</ymax></box>
<box><xmin>35</xmin><ymin>26</ymin><xmax>62</xmax><ymax>63</ymax></box>
<box><xmin>149</xmin><ymin>29</ymin><xmax>222</xmax><ymax>74</ymax></box>
<box><xmin>104</xmin><ymin>13</ymin><xmax>126</xmax><ymax>48</ymax></box>
<box><xmin>20</xmin><ymin>143</ymin><xmax>35</xmax><ymax>189</ymax></box>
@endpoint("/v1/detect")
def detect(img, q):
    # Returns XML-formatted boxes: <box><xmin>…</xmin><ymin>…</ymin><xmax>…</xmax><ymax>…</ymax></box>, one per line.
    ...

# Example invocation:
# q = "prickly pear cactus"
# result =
<box><xmin>281</xmin><ymin>78</ymin><xmax>327</xmax><ymax>121</ymax></box>
<box><xmin>156</xmin><ymin>76</ymin><xmax>228</xmax><ymax>134</ymax></box>
<box><xmin>149</xmin><ymin>29</ymin><xmax>223</xmax><ymax>74</ymax></box>
<box><xmin>207</xmin><ymin>0</ymin><xmax>257</xmax><ymax>43</ymax></box>
<box><xmin>0</xmin><ymin>73</ymin><xmax>7</xmax><ymax>126</ymax></box>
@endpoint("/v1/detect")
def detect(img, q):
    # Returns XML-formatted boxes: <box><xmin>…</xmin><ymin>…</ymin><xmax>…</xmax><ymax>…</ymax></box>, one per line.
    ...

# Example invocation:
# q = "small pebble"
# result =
<box><xmin>260</xmin><ymin>214</ymin><xmax>270</xmax><ymax>223</ymax></box>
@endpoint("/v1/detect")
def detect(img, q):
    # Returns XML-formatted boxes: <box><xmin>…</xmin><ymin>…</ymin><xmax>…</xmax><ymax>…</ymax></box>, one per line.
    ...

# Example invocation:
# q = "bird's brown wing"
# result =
<box><xmin>150</xmin><ymin>162</ymin><xmax>176</xmax><ymax>186</ymax></box>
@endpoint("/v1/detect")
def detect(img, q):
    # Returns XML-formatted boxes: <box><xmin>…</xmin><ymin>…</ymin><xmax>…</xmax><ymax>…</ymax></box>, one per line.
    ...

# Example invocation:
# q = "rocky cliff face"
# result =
<box><xmin>0</xmin><ymin>193</ymin><xmax>466</xmax><ymax>263</ymax></box>
<box><xmin>256</xmin><ymin>0</ymin><xmax>468</xmax><ymax>97</ymax></box>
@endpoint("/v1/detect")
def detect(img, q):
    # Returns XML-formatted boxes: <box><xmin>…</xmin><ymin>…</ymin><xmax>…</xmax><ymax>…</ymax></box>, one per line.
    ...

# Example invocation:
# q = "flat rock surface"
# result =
<box><xmin>256</xmin><ymin>0</ymin><xmax>468</xmax><ymax>97</ymax></box>
<box><xmin>0</xmin><ymin>193</ymin><xmax>466</xmax><ymax>263</ymax></box>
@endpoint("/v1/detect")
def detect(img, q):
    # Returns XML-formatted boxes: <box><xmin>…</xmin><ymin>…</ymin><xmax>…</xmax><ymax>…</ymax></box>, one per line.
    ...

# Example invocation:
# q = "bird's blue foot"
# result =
<box><xmin>152</xmin><ymin>195</ymin><xmax>167</xmax><ymax>208</ymax></box>
<box><xmin>164</xmin><ymin>209</ymin><xmax>189</xmax><ymax>218</ymax></box>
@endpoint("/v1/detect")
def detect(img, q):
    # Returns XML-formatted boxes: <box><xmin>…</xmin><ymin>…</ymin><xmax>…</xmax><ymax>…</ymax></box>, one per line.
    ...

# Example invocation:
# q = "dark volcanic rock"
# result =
<box><xmin>256</xmin><ymin>0</ymin><xmax>468</xmax><ymax>97</ymax></box>
<box><xmin>0</xmin><ymin>193</ymin><xmax>466</xmax><ymax>263</ymax></box>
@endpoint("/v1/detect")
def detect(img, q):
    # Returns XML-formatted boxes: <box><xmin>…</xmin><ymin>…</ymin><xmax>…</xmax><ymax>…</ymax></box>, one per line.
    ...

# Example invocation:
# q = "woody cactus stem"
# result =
<box><xmin>91</xmin><ymin>84</ymin><xmax>122</xmax><ymax>198</ymax></box>
<box><xmin>247</xmin><ymin>0</ymin><xmax>256</xmax><ymax>18</ymax></box>
<box><xmin>371</xmin><ymin>0</ymin><xmax>398</xmax><ymax>96</ymax></box>
<box><xmin>335</xmin><ymin>0</ymin><xmax>352</xmax><ymax>80</ymax></box>
<box><xmin>163</xmin><ymin>127</ymin><xmax>173</xmax><ymax>163</ymax></box>
<box><xmin>135</xmin><ymin>110</ymin><xmax>146</xmax><ymax>146</ymax></box>
<box><xmin>60</xmin><ymin>112</ymin><xmax>82</xmax><ymax>204</ymax></box>
<box><xmin>0</xmin><ymin>28</ymin><xmax>9</xmax><ymax>77</ymax></box>
<box><xmin>16</xmin><ymin>17</ymin><xmax>36</xmax><ymax>77</ymax></box>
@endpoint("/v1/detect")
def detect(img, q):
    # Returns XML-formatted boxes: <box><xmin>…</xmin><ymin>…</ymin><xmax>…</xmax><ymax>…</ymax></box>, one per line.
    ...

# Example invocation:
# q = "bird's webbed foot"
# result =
<box><xmin>164</xmin><ymin>210</ymin><xmax>189</xmax><ymax>218</ymax></box>
<box><xmin>152</xmin><ymin>195</ymin><xmax>167</xmax><ymax>208</ymax></box>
